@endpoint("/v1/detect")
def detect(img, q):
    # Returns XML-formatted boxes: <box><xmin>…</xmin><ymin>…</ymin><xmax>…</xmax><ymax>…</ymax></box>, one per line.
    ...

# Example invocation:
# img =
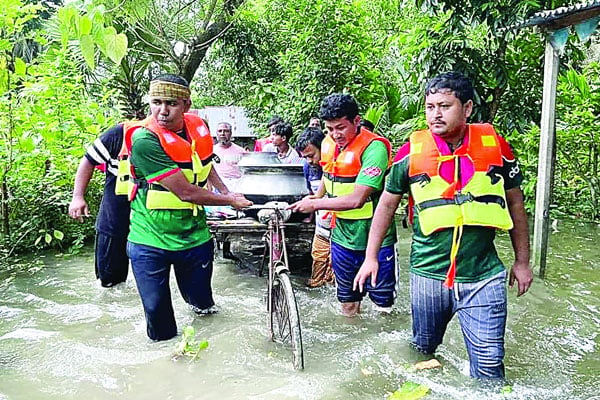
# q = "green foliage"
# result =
<box><xmin>196</xmin><ymin>0</ymin><xmax>424</xmax><ymax>142</ymax></box>
<box><xmin>502</xmin><ymin>61</ymin><xmax>600</xmax><ymax>220</ymax></box>
<box><xmin>0</xmin><ymin>0</ymin><xmax>119</xmax><ymax>256</ymax></box>
<box><xmin>54</xmin><ymin>4</ymin><xmax>128</xmax><ymax>69</ymax></box>
<box><xmin>174</xmin><ymin>326</ymin><xmax>209</xmax><ymax>361</ymax></box>
<box><xmin>552</xmin><ymin>63</ymin><xmax>600</xmax><ymax>220</ymax></box>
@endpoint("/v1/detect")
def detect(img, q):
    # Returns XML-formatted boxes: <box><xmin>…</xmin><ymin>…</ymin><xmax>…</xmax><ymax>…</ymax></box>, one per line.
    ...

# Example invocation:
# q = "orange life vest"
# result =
<box><xmin>123</xmin><ymin>113</ymin><xmax>214</xmax><ymax>210</ymax></box>
<box><xmin>408</xmin><ymin>123</ymin><xmax>513</xmax><ymax>287</ymax></box>
<box><xmin>320</xmin><ymin>128</ymin><xmax>392</xmax><ymax>221</ymax></box>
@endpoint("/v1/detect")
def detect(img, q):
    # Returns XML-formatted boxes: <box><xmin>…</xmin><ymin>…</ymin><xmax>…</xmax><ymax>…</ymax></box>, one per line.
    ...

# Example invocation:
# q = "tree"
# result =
<box><xmin>412</xmin><ymin>0</ymin><xmax>584</xmax><ymax>131</ymax></box>
<box><xmin>0</xmin><ymin>0</ymin><xmax>44</xmax><ymax>240</ymax></box>
<box><xmin>0</xmin><ymin>0</ymin><xmax>119</xmax><ymax>255</ymax></box>
<box><xmin>79</xmin><ymin>0</ymin><xmax>246</xmax><ymax>117</ymax></box>
<box><xmin>195</xmin><ymin>0</ymin><xmax>405</xmax><ymax>136</ymax></box>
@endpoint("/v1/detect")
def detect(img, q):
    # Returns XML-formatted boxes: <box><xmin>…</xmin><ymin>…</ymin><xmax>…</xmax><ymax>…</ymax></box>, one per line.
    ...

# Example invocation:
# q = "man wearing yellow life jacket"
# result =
<box><xmin>355</xmin><ymin>72</ymin><xmax>533</xmax><ymax>380</ymax></box>
<box><xmin>289</xmin><ymin>94</ymin><xmax>397</xmax><ymax>317</ymax></box>
<box><xmin>69</xmin><ymin>123</ymin><xmax>130</xmax><ymax>288</ymax></box>
<box><xmin>126</xmin><ymin>74</ymin><xmax>252</xmax><ymax>342</ymax></box>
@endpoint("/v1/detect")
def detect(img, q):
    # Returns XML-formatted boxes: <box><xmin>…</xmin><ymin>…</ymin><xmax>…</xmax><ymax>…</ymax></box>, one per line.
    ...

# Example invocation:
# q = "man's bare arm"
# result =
<box><xmin>289</xmin><ymin>184</ymin><xmax>374</xmax><ymax>214</ymax></box>
<box><xmin>207</xmin><ymin>165</ymin><xmax>230</xmax><ymax>195</ymax></box>
<box><xmin>353</xmin><ymin>191</ymin><xmax>402</xmax><ymax>291</ymax></box>
<box><xmin>158</xmin><ymin>170</ymin><xmax>251</xmax><ymax>209</ymax></box>
<box><xmin>68</xmin><ymin>158</ymin><xmax>95</xmax><ymax>222</ymax></box>
<box><xmin>506</xmin><ymin>186</ymin><xmax>533</xmax><ymax>296</ymax></box>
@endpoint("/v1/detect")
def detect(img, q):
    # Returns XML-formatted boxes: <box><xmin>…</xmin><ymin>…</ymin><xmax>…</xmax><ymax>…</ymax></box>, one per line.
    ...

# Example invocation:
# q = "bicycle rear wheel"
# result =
<box><xmin>271</xmin><ymin>272</ymin><xmax>304</xmax><ymax>370</ymax></box>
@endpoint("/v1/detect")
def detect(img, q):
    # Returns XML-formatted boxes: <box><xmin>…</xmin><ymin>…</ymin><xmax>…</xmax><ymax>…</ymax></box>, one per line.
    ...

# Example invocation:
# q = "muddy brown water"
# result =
<box><xmin>0</xmin><ymin>219</ymin><xmax>598</xmax><ymax>399</ymax></box>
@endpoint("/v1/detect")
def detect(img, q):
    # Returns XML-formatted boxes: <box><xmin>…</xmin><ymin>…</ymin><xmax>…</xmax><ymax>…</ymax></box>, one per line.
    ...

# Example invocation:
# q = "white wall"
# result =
<box><xmin>190</xmin><ymin>106</ymin><xmax>255</xmax><ymax>138</ymax></box>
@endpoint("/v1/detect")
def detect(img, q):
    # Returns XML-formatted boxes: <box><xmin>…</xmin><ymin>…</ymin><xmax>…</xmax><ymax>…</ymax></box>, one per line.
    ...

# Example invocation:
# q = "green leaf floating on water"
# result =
<box><xmin>501</xmin><ymin>385</ymin><xmax>513</xmax><ymax>395</ymax></box>
<box><xmin>174</xmin><ymin>326</ymin><xmax>209</xmax><ymax>361</ymax></box>
<box><xmin>387</xmin><ymin>381</ymin><xmax>430</xmax><ymax>400</ymax></box>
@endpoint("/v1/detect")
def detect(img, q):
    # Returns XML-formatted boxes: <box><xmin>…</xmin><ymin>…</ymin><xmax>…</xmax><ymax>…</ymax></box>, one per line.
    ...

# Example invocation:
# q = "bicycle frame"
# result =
<box><xmin>250</xmin><ymin>204</ymin><xmax>304</xmax><ymax>369</ymax></box>
<box><xmin>262</xmin><ymin>208</ymin><xmax>288</xmax><ymax>339</ymax></box>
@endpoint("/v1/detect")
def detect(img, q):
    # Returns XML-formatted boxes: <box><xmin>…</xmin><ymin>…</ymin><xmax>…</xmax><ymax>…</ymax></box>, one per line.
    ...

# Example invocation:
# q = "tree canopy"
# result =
<box><xmin>0</xmin><ymin>0</ymin><xmax>598</xmax><ymax>259</ymax></box>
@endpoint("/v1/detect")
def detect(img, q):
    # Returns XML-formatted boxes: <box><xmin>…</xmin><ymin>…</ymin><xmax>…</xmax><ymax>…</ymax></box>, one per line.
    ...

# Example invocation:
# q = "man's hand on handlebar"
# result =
<box><xmin>228</xmin><ymin>193</ymin><xmax>253</xmax><ymax>209</ymax></box>
<box><xmin>288</xmin><ymin>196</ymin><xmax>316</xmax><ymax>214</ymax></box>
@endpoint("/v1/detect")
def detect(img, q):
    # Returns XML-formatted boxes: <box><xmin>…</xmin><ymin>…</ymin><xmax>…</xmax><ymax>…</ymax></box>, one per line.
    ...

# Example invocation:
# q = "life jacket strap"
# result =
<box><xmin>444</xmin><ymin>220</ymin><xmax>464</xmax><ymax>289</ymax></box>
<box><xmin>417</xmin><ymin>193</ymin><xmax>506</xmax><ymax>210</ymax></box>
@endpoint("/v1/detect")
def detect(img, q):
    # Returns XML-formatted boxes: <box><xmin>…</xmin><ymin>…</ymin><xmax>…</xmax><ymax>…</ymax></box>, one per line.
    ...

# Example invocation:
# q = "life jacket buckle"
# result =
<box><xmin>454</xmin><ymin>192</ymin><xmax>474</xmax><ymax>205</ymax></box>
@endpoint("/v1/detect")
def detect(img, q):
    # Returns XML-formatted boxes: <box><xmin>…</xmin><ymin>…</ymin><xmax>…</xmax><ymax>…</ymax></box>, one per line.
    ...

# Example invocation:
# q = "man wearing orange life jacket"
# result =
<box><xmin>289</xmin><ymin>94</ymin><xmax>397</xmax><ymax>317</ymax></box>
<box><xmin>126</xmin><ymin>74</ymin><xmax>252</xmax><ymax>341</ymax></box>
<box><xmin>355</xmin><ymin>72</ymin><xmax>533</xmax><ymax>380</ymax></box>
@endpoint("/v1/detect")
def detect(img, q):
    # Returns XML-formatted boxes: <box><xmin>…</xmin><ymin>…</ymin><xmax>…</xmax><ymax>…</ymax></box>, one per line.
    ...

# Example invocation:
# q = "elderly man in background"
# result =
<box><xmin>213</xmin><ymin>121</ymin><xmax>248</xmax><ymax>190</ymax></box>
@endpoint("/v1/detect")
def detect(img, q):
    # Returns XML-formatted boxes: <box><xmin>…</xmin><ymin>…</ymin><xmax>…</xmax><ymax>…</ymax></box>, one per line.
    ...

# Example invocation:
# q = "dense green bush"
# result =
<box><xmin>0</xmin><ymin>0</ymin><xmax>119</xmax><ymax>259</ymax></box>
<box><xmin>553</xmin><ymin>63</ymin><xmax>600</xmax><ymax>219</ymax></box>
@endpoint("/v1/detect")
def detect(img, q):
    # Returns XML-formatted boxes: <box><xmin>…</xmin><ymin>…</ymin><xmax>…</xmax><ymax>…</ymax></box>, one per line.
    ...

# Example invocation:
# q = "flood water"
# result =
<box><xmin>0</xmin><ymin>218</ymin><xmax>598</xmax><ymax>400</ymax></box>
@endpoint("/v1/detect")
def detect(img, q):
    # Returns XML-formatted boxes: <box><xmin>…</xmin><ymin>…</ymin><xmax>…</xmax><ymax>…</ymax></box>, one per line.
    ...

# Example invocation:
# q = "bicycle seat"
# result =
<box><xmin>257</xmin><ymin>201</ymin><xmax>292</xmax><ymax>223</ymax></box>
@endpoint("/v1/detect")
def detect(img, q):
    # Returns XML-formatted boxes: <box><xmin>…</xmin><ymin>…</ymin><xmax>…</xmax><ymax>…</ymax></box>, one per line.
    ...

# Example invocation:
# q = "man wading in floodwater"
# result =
<box><xmin>289</xmin><ymin>94</ymin><xmax>397</xmax><ymax>317</ymax></box>
<box><xmin>123</xmin><ymin>74</ymin><xmax>251</xmax><ymax>341</ymax></box>
<box><xmin>355</xmin><ymin>72</ymin><xmax>533</xmax><ymax>380</ymax></box>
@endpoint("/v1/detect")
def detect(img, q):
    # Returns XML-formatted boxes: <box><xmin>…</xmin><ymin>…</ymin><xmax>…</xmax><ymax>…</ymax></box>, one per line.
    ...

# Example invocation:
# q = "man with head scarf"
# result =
<box><xmin>123</xmin><ymin>74</ymin><xmax>252</xmax><ymax>341</ymax></box>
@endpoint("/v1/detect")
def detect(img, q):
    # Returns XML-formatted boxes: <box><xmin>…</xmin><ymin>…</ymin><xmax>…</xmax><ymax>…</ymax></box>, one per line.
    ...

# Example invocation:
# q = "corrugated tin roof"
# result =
<box><xmin>504</xmin><ymin>0</ymin><xmax>600</xmax><ymax>31</ymax></box>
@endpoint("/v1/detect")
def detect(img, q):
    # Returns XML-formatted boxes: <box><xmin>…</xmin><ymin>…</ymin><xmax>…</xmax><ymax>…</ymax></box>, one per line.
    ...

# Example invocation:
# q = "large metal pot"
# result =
<box><xmin>235</xmin><ymin>152</ymin><xmax>309</xmax><ymax>204</ymax></box>
<box><xmin>212</xmin><ymin>152</ymin><xmax>313</xmax><ymax>271</ymax></box>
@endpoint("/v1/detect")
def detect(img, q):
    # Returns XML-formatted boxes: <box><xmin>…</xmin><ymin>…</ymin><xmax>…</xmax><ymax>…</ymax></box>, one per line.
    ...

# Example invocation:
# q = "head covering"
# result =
<box><xmin>148</xmin><ymin>80</ymin><xmax>191</xmax><ymax>101</ymax></box>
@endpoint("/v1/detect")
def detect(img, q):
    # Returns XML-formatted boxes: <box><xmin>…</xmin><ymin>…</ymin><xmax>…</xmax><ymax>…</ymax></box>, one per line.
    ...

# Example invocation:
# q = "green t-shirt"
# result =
<box><xmin>329</xmin><ymin>140</ymin><xmax>397</xmax><ymax>251</ymax></box>
<box><xmin>386</xmin><ymin>138</ymin><xmax>523</xmax><ymax>282</ymax></box>
<box><xmin>128</xmin><ymin>127</ymin><xmax>212</xmax><ymax>251</ymax></box>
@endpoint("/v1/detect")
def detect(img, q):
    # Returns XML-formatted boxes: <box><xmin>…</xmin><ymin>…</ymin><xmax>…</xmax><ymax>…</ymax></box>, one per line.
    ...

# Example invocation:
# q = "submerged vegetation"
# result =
<box><xmin>0</xmin><ymin>0</ymin><xmax>598</xmax><ymax>258</ymax></box>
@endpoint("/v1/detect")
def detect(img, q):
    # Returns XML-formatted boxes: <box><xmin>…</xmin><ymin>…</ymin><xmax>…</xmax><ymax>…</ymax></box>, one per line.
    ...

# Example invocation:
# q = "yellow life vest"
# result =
<box><xmin>320</xmin><ymin>127</ymin><xmax>391</xmax><ymax>220</ymax></box>
<box><xmin>408</xmin><ymin>123</ymin><xmax>513</xmax><ymax>287</ymax></box>
<box><xmin>115</xmin><ymin>121</ymin><xmax>136</xmax><ymax>196</ymax></box>
<box><xmin>124</xmin><ymin>114</ymin><xmax>214</xmax><ymax>210</ymax></box>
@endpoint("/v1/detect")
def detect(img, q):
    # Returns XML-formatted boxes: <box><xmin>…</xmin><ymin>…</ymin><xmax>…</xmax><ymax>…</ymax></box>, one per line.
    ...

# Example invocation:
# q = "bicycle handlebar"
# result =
<box><xmin>244</xmin><ymin>203</ymin><xmax>290</xmax><ymax>211</ymax></box>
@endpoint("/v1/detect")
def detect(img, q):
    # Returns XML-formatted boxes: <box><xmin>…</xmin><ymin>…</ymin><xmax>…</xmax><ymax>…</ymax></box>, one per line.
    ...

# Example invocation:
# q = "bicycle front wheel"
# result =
<box><xmin>271</xmin><ymin>272</ymin><xmax>304</xmax><ymax>370</ymax></box>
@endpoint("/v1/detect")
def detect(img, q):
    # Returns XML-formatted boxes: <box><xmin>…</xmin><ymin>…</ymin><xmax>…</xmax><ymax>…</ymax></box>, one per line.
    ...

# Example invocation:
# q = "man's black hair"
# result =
<box><xmin>152</xmin><ymin>73</ymin><xmax>190</xmax><ymax>88</ymax></box>
<box><xmin>319</xmin><ymin>93</ymin><xmax>359</xmax><ymax>122</ymax></box>
<box><xmin>360</xmin><ymin>119</ymin><xmax>375</xmax><ymax>132</ymax></box>
<box><xmin>274</xmin><ymin>122</ymin><xmax>293</xmax><ymax>140</ymax></box>
<box><xmin>425</xmin><ymin>71</ymin><xmax>474</xmax><ymax>104</ymax></box>
<box><xmin>267</xmin><ymin>115</ymin><xmax>284</xmax><ymax>128</ymax></box>
<box><xmin>296</xmin><ymin>127</ymin><xmax>325</xmax><ymax>153</ymax></box>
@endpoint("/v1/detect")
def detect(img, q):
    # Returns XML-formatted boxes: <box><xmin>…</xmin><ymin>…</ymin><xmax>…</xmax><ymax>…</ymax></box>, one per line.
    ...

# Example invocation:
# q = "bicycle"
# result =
<box><xmin>249</xmin><ymin>202</ymin><xmax>304</xmax><ymax>370</ymax></box>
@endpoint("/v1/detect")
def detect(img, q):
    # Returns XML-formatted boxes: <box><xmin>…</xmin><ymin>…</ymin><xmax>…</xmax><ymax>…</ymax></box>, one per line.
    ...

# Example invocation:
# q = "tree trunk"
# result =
<box><xmin>1</xmin><ymin>176</ymin><xmax>9</xmax><ymax>240</ymax></box>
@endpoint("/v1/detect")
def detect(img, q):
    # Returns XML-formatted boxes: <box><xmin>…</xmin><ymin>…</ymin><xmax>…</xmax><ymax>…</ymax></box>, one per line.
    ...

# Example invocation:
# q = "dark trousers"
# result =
<box><xmin>95</xmin><ymin>232</ymin><xmax>129</xmax><ymax>287</ymax></box>
<box><xmin>127</xmin><ymin>240</ymin><xmax>215</xmax><ymax>341</ymax></box>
